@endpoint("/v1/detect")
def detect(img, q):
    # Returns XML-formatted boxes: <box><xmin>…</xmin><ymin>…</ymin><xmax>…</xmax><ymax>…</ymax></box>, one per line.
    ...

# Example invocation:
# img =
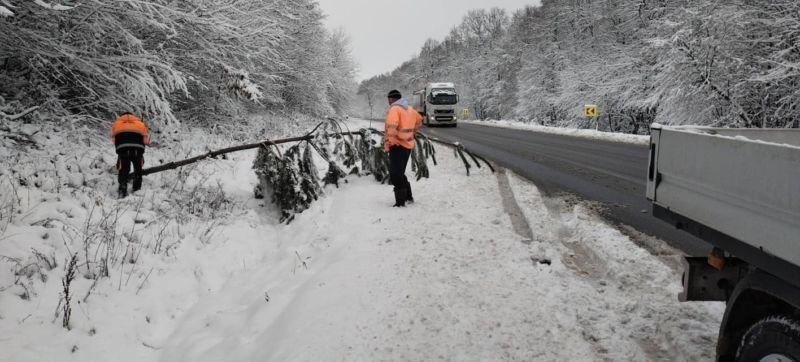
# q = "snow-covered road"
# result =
<box><xmin>0</xmin><ymin>122</ymin><xmax>723</xmax><ymax>361</ymax></box>
<box><xmin>156</xmin><ymin>146</ymin><xmax>723</xmax><ymax>361</ymax></box>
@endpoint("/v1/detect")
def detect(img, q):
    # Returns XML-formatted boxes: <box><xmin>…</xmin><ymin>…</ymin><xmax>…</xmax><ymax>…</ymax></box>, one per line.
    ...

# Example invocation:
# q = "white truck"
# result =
<box><xmin>411</xmin><ymin>82</ymin><xmax>459</xmax><ymax>127</ymax></box>
<box><xmin>646</xmin><ymin>125</ymin><xmax>800</xmax><ymax>361</ymax></box>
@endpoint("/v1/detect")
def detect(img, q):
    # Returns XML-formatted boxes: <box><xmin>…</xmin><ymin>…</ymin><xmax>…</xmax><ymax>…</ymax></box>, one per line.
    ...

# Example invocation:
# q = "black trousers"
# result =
<box><xmin>117</xmin><ymin>148</ymin><xmax>144</xmax><ymax>192</ymax></box>
<box><xmin>389</xmin><ymin>145</ymin><xmax>412</xmax><ymax>204</ymax></box>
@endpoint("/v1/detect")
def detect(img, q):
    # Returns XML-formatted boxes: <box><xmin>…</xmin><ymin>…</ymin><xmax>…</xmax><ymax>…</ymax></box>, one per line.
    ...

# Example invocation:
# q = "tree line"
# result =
<box><xmin>0</xmin><ymin>0</ymin><xmax>357</xmax><ymax>128</ymax></box>
<box><xmin>356</xmin><ymin>0</ymin><xmax>800</xmax><ymax>133</ymax></box>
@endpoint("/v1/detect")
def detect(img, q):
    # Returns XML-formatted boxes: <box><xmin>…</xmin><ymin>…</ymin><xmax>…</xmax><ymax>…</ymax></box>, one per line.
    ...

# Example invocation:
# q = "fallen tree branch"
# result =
<box><xmin>0</xmin><ymin>106</ymin><xmax>40</xmax><ymax>121</ymax></box>
<box><xmin>140</xmin><ymin>120</ymin><xmax>495</xmax><ymax>222</ymax></box>
<box><xmin>0</xmin><ymin>105</ymin><xmax>41</xmax><ymax>146</ymax></box>
<box><xmin>416</xmin><ymin>131</ymin><xmax>495</xmax><ymax>173</ymax></box>
<box><xmin>1</xmin><ymin>133</ymin><xmax>37</xmax><ymax>146</ymax></box>
<box><xmin>142</xmin><ymin>125</ymin><xmax>493</xmax><ymax>176</ymax></box>
<box><xmin>142</xmin><ymin>135</ymin><xmax>312</xmax><ymax>176</ymax></box>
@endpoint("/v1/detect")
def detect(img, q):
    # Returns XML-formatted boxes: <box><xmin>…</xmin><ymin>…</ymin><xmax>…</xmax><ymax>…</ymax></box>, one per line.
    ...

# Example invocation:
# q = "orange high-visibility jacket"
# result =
<box><xmin>111</xmin><ymin>114</ymin><xmax>149</xmax><ymax>150</ymax></box>
<box><xmin>384</xmin><ymin>102</ymin><xmax>422</xmax><ymax>151</ymax></box>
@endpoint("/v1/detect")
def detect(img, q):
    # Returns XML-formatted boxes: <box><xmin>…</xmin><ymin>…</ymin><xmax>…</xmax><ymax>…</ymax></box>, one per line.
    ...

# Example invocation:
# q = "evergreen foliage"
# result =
<box><xmin>356</xmin><ymin>128</ymin><xmax>391</xmax><ymax>183</ymax></box>
<box><xmin>253</xmin><ymin>142</ymin><xmax>322</xmax><ymax>223</ymax></box>
<box><xmin>250</xmin><ymin>119</ymin><xmax>491</xmax><ymax>223</ymax></box>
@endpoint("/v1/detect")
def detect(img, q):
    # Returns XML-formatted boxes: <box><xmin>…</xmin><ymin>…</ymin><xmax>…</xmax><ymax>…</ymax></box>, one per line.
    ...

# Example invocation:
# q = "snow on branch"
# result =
<box><xmin>33</xmin><ymin>0</ymin><xmax>74</xmax><ymax>11</ymax></box>
<box><xmin>222</xmin><ymin>67</ymin><xmax>263</xmax><ymax>103</ymax></box>
<box><xmin>140</xmin><ymin>118</ymin><xmax>492</xmax><ymax>223</ymax></box>
<box><xmin>0</xmin><ymin>106</ymin><xmax>39</xmax><ymax>121</ymax></box>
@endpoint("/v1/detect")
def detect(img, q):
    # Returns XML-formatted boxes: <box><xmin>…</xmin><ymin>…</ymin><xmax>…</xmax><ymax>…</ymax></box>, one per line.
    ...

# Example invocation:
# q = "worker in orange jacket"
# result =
<box><xmin>111</xmin><ymin>113</ymin><xmax>149</xmax><ymax>198</ymax></box>
<box><xmin>384</xmin><ymin>89</ymin><xmax>423</xmax><ymax>207</ymax></box>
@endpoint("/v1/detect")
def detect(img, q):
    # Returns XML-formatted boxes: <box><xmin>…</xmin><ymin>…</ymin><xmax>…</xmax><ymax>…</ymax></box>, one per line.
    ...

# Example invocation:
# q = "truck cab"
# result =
<box><xmin>411</xmin><ymin>82</ymin><xmax>459</xmax><ymax>127</ymax></box>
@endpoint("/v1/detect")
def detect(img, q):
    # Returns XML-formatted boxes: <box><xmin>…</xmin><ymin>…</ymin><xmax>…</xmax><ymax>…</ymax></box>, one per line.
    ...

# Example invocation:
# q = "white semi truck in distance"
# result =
<box><xmin>646</xmin><ymin>125</ymin><xmax>800</xmax><ymax>361</ymax></box>
<box><xmin>411</xmin><ymin>82</ymin><xmax>459</xmax><ymax>128</ymax></box>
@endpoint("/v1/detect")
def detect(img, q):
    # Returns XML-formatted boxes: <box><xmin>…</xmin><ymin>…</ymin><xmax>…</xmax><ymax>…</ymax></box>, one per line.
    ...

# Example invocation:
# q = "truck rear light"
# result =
<box><xmin>708</xmin><ymin>247</ymin><xmax>725</xmax><ymax>271</ymax></box>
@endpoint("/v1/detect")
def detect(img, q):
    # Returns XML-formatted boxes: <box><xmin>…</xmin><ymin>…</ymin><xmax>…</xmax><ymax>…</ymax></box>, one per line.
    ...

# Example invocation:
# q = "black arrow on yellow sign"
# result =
<box><xmin>583</xmin><ymin>104</ymin><xmax>598</xmax><ymax>118</ymax></box>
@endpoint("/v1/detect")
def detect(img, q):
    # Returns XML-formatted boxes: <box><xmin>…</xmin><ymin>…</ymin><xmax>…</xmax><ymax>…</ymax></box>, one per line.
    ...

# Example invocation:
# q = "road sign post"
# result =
<box><xmin>583</xmin><ymin>104</ymin><xmax>598</xmax><ymax>130</ymax></box>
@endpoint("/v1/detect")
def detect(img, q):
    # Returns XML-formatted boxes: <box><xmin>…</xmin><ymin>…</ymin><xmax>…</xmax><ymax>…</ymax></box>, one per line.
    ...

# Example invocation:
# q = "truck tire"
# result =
<box><xmin>737</xmin><ymin>316</ymin><xmax>800</xmax><ymax>361</ymax></box>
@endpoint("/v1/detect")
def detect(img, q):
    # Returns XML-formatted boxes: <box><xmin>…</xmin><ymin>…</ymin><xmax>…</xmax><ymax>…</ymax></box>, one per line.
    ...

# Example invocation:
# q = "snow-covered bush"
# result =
<box><xmin>0</xmin><ymin>114</ymin><xmax>255</xmax><ymax>330</ymax></box>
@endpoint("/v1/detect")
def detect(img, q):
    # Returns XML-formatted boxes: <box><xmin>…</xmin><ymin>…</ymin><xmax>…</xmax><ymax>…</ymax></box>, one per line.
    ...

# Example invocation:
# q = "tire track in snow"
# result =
<box><xmin>539</xmin><ymin>194</ymin><xmax>610</xmax><ymax>283</ymax></box>
<box><xmin>348</xmin><ymin>155</ymin><xmax>599</xmax><ymax>360</ymax></box>
<box><xmin>544</xmin><ymin>197</ymin><xmax>666</xmax><ymax>361</ymax></box>
<box><xmin>506</xmin><ymin>172</ymin><xmax>723</xmax><ymax>361</ymax></box>
<box><xmin>495</xmin><ymin>167</ymin><xmax>534</xmax><ymax>244</ymax></box>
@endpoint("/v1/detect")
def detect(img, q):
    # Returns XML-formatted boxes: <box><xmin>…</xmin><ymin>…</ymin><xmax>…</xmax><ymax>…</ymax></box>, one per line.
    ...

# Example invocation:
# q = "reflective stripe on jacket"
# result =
<box><xmin>384</xmin><ymin>99</ymin><xmax>423</xmax><ymax>151</ymax></box>
<box><xmin>111</xmin><ymin>114</ymin><xmax>149</xmax><ymax>149</ymax></box>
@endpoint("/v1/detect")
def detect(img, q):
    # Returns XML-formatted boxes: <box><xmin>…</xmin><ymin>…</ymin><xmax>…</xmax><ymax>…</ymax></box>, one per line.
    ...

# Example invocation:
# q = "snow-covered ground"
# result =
<box><xmin>464</xmin><ymin>120</ymin><xmax>650</xmax><ymax>145</ymax></box>
<box><xmin>0</xmin><ymin>118</ymin><xmax>722</xmax><ymax>361</ymax></box>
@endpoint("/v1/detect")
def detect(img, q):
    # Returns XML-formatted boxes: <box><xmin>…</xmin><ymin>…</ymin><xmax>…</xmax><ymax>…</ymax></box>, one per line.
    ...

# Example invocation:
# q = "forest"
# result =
<box><xmin>356</xmin><ymin>0</ymin><xmax>800</xmax><ymax>133</ymax></box>
<box><xmin>0</xmin><ymin>0</ymin><xmax>357</xmax><ymax>129</ymax></box>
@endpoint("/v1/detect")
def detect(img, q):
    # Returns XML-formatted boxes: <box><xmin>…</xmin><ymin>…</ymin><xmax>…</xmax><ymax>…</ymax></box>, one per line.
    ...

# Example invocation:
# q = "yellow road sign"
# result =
<box><xmin>583</xmin><ymin>104</ymin><xmax>598</xmax><ymax>119</ymax></box>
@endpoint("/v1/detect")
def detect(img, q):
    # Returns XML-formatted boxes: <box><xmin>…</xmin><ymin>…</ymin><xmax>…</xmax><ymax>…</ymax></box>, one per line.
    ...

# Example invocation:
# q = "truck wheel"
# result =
<box><xmin>737</xmin><ymin>316</ymin><xmax>800</xmax><ymax>362</ymax></box>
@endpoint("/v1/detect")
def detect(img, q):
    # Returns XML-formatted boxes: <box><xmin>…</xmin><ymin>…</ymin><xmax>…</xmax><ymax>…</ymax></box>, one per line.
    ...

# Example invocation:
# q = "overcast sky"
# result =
<box><xmin>315</xmin><ymin>0</ymin><xmax>541</xmax><ymax>81</ymax></box>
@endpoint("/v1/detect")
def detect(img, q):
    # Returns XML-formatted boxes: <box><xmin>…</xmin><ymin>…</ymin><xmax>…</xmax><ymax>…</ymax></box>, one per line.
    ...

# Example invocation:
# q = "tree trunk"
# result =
<box><xmin>141</xmin><ymin>135</ymin><xmax>312</xmax><ymax>176</ymax></box>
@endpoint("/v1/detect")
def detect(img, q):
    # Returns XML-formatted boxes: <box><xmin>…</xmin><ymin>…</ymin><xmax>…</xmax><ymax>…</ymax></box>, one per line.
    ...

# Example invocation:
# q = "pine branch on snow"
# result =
<box><xmin>253</xmin><ymin>142</ymin><xmax>322</xmax><ymax>223</ymax></box>
<box><xmin>250</xmin><ymin>122</ymin><xmax>493</xmax><ymax>223</ymax></box>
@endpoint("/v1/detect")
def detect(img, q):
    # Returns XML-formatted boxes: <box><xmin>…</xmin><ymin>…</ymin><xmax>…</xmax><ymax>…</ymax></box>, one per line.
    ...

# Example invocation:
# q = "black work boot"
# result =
<box><xmin>393</xmin><ymin>188</ymin><xmax>407</xmax><ymax>207</ymax></box>
<box><xmin>132</xmin><ymin>177</ymin><xmax>142</xmax><ymax>192</ymax></box>
<box><xmin>406</xmin><ymin>188</ymin><xmax>414</xmax><ymax>204</ymax></box>
<box><xmin>118</xmin><ymin>186</ymin><xmax>128</xmax><ymax>199</ymax></box>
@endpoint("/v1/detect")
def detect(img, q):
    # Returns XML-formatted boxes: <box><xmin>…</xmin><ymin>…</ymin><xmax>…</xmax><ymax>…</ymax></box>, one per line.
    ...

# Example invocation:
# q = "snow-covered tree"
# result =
<box><xmin>0</xmin><ymin>0</ymin><xmax>359</xmax><ymax>127</ymax></box>
<box><xmin>324</xmin><ymin>29</ymin><xmax>358</xmax><ymax>116</ymax></box>
<box><xmin>360</xmin><ymin>0</ymin><xmax>800</xmax><ymax>131</ymax></box>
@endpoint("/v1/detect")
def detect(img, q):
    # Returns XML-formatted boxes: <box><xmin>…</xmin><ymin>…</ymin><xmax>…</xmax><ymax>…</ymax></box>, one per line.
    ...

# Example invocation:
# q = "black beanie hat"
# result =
<box><xmin>387</xmin><ymin>89</ymin><xmax>402</xmax><ymax>99</ymax></box>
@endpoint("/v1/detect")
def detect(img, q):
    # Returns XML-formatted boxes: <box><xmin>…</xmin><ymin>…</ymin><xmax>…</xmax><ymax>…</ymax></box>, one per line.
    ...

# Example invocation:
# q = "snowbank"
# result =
<box><xmin>0</xmin><ymin>117</ymin><xmax>721</xmax><ymax>361</ymax></box>
<box><xmin>464</xmin><ymin>120</ymin><xmax>650</xmax><ymax>145</ymax></box>
<box><xmin>0</xmin><ymin>115</ymin><xmax>315</xmax><ymax>361</ymax></box>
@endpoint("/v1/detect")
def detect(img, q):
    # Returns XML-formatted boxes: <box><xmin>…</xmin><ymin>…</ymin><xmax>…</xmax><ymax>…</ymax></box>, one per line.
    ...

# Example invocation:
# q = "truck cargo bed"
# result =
<box><xmin>646</xmin><ymin>126</ymin><xmax>800</xmax><ymax>268</ymax></box>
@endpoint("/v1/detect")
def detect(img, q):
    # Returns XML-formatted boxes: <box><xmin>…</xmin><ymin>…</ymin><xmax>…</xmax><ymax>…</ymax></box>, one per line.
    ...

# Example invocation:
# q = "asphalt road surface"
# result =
<box><xmin>424</xmin><ymin>123</ymin><xmax>710</xmax><ymax>256</ymax></box>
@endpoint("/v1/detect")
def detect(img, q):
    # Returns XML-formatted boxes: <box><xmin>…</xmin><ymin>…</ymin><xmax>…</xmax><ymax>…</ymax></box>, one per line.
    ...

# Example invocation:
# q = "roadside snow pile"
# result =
<box><xmin>1</xmin><ymin>117</ymin><xmax>722</xmax><ymax>361</ymax></box>
<box><xmin>507</xmin><ymin>173</ymin><xmax>724</xmax><ymax>360</ymax></box>
<box><xmin>0</xmin><ymin>114</ymin><xmax>316</xmax><ymax>361</ymax></box>
<box><xmin>465</xmin><ymin>120</ymin><xmax>650</xmax><ymax>145</ymax></box>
